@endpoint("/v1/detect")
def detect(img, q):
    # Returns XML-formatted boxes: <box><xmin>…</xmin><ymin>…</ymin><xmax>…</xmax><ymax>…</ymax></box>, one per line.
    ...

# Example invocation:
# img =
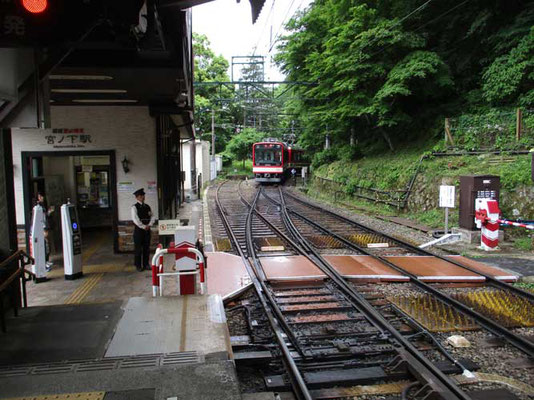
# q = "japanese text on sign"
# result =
<box><xmin>43</xmin><ymin>129</ymin><xmax>92</xmax><ymax>148</ymax></box>
<box><xmin>3</xmin><ymin>15</ymin><xmax>25</xmax><ymax>36</ymax></box>
<box><xmin>439</xmin><ymin>185</ymin><xmax>455</xmax><ymax>208</ymax></box>
<box><xmin>158</xmin><ymin>220</ymin><xmax>181</xmax><ymax>236</ymax></box>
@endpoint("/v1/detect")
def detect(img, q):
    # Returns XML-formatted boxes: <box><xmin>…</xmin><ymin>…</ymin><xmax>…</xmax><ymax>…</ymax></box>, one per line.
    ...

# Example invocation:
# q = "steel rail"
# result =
<box><xmin>237</xmin><ymin>183</ymin><xmax>307</xmax><ymax>357</ymax></box>
<box><xmin>215</xmin><ymin>182</ymin><xmax>312</xmax><ymax>400</ymax></box>
<box><xmin>273</xmin><ymin>189</ymin><xmax>534</xmax><ymax>359</ymax></box>
<box><xmin>274</xmin><ymin>187</ymin><xmax>473</xmax><ymax>400</ymax></box>
<box><xmin>283</xmin><ymin>189</ymin><xmax>534</xmax><ymax>303</ymax></box>
<box><xmin>253</xmin><ymin>187</ymin><xmax>472</xmax><ymax>400</ymax></box>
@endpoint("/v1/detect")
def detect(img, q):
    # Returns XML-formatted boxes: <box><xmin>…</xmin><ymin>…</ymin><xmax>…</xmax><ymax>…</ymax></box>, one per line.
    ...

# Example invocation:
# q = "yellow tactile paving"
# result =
<box><xmin>1</xmin><ymin>392</ymin><xmax>105</xmax><ymax>400</ymax></box>
<box><xmin>63</xmin><ymin>273</ymin><xmax>104</xmax><ymax>304</ymax></box>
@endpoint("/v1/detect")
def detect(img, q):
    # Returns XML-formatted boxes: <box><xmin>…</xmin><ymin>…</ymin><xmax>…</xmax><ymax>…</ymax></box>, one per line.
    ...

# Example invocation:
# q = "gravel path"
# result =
<box><xmin>286</xmin><ymin>187</ymin><xmax>449</xmax><ymax>254</ymax></box>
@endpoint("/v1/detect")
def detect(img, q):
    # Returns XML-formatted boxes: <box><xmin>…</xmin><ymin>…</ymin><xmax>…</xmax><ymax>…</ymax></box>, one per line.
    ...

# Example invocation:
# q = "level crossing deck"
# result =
<box><xmin>206</xmin><ymin>252</ymin><xmax>519</xmax><ymax>297</ymax></box>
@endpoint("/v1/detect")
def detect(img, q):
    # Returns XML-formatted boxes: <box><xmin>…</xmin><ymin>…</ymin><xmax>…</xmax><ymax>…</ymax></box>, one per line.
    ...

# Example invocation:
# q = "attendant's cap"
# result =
<box><xmin>133</xmin><ymin>188</ymin><xmax>145</xmax><ymax>196</ymax></box>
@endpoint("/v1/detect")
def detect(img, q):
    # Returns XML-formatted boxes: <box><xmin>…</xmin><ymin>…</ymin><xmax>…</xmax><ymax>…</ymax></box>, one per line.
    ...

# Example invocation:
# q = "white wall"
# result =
<box><xmin>197</xmin><ymin>140</ymin><xmax>211</xmax><ymax>187</ymax></box>
<box><xmin>183</xmin><ymin>140</ymin><xmax>211</xmax><ymax>192</ymax></box>
<box><xmin>12</xmin><ymin>106</ymin><xmax>157</xmax><ymax>225</ymax></box>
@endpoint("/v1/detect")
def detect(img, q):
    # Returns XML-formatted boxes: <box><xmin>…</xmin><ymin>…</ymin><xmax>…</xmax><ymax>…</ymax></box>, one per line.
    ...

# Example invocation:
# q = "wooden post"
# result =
<box><xmin>444</xmin><ymin>118</ymin><xmax>454</xmax><ymax>146</ymax></box>
<box><xmin>516</xmin><ymin>108</ymin><xmax>522</xmax><ymax>141</ymax></box>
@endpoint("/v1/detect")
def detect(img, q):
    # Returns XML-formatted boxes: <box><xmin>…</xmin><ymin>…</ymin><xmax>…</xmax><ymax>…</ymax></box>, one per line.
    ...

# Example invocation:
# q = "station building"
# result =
<box><xmin>1</xmin><ymin>2</ymin><xmax>209</xmax><ymax>255</ymax></box>
<box><xmin>11</xmin><ymin>105</ymin><xmax>208</xmax><ymax>253</ymax></box>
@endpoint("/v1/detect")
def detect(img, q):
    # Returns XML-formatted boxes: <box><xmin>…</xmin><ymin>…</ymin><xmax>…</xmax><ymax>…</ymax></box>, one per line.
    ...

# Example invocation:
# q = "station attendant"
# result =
<box><xmin>131</xmin><ymin>188</ymin><xmax>155</xmax><ymax>271</ymax></box>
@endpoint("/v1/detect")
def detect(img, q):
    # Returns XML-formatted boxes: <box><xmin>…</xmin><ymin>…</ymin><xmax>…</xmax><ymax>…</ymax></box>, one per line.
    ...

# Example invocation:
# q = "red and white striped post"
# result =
<box><xmin>474</xmin><ymin>198</ymin><xmax>501</xmax><ymax>251</ymax></box>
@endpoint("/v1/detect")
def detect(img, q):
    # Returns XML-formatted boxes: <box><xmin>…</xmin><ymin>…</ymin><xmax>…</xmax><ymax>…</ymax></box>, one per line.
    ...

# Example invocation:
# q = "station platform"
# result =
<box><xmin>0</xmin><ymin>296</ymin><xmax>240</xmax><ymax>400</ymax></box>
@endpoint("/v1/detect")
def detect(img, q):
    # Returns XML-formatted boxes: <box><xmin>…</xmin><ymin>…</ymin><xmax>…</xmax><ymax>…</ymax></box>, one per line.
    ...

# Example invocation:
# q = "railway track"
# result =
<box><xmin>213</xmin><ymin>180</ymin><xmax>297</xmax><ymax>258</ymax></box>
<box><xmin>260</xmin><ymin>186</ymin><xmax>534</xmax><ymax>359</ymax></box>
<box><xmin>215</xmin><ymin>180</ymin><xmax>480</xmax><ymax>400</ymax></box>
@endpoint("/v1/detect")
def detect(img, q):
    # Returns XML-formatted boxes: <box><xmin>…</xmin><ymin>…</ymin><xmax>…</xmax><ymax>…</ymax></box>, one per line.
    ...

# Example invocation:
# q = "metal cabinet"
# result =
<box><xmin>459</xmin><ymin>175</ymin><xmax>500</xmax><ymax>230</ymax></box>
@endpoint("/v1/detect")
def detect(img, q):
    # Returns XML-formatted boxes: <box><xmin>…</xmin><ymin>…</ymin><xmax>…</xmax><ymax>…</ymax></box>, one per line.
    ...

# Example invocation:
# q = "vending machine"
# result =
<box><xmin>61</xmin><ymin>202</ymin><xmax>83</xmax><ymax>280</ymax></box>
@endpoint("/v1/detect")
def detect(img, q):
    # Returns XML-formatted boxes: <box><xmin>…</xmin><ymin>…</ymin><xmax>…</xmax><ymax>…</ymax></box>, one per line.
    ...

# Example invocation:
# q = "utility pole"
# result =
<box><xmin>211</xmin><ymin>109</ymin><xmax>215</xmax><ymax>158</ymax></box>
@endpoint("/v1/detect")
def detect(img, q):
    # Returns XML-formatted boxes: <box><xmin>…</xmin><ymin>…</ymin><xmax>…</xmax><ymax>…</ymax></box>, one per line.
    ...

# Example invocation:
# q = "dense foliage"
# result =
<box><xmin>193</xmin><ymin>33</ymin><xmax>240</xmax><ymax>153</ymax></box>
<box><xmin>275</xmin><ymin>0</ymin><xmax>534</xmax><ymax>158</ymax></box>
<box><xmin>225</xmin><ymin>128</ymin><xmax>264</xmax><ymax>168</ymax></box>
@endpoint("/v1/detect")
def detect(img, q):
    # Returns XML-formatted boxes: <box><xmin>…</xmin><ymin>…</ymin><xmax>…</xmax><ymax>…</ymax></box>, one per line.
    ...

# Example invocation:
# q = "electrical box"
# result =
<box><xmin>459</xmin><ymin>175</ymin><xmax>500</xmax><ymax>230</ymax></box>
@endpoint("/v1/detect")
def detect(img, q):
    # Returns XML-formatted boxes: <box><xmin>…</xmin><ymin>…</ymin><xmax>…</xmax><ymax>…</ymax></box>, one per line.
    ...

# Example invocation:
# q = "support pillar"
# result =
<box><xmin>0</xmin><ymin>129</ymin><xmax>17</xmax><ymax>258</ymax></box>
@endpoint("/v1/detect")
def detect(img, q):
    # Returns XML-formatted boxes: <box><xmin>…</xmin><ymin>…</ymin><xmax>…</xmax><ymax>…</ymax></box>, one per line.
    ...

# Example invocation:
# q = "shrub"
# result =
<box><xmin>312</xmin><ymin>148</ymin><xmax>338</xmax><ymax>168</ymax></box>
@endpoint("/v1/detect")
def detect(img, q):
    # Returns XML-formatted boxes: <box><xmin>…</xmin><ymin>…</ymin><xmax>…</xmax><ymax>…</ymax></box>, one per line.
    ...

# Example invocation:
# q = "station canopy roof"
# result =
<box><xmin>0</xmin><ymin>0</ymin><xmax>265</xmax><ymax>133</ymax></box>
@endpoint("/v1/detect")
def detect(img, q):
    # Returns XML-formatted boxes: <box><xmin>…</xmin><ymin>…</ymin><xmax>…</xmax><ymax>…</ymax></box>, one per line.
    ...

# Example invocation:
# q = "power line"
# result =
<box><xmin>363</xmin><ymin>0</ymin><xmax>471</xmax><ymax>62</ymax></box>
<box><xmin>362</xmin><ymin>0</ymin><xmax>433</xmax><ymax>51</ymax></box>
<box><xmin>252</xmin><ymin>0</ymin><xmax>276</xmax><ymax>56</ymax></box>
<box><xmin>412</xmin><ymin>0</ymin><xmax>470</xmax><ymax>33</ymax></box>
<box><xmin>268</xmin><ymin>0</ymin><xmax>299</xmax><ymax>53</ymax></box>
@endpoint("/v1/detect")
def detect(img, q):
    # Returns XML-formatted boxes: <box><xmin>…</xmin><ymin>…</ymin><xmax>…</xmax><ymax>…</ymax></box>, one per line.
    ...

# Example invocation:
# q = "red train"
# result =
<box><xmin>252</xmin><ymin>139</ymin><xmax>307</xmax><ymax>183</ymax></box>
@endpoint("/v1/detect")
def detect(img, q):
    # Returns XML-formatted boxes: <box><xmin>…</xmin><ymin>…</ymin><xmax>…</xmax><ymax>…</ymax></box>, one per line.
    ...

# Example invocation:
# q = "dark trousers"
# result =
<box><xmin>133</xmin><ymin>227</ymin><xmax>151</xmax><ymax>270</ymax></box>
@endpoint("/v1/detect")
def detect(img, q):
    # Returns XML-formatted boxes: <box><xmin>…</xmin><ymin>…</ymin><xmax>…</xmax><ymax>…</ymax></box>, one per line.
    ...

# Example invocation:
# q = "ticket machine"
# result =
<box><xmin>61</xmin><ymin>202</ymin><xmax>83</xmax><ymax>280</ymax></box>
<box><xmin>30</xmin><ymin>204</ymin><xmax>47</xmax><ymax>282</ymax></box>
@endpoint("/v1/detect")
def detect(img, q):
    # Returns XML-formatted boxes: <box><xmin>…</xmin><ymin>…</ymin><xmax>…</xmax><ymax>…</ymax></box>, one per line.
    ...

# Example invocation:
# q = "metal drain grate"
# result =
<box><xmin>0</xmin><ymin>352</ymin><xmax>201</xmax><ymax>378</ymax></box>
<box><xmin>389</xmin><ymin>294</ymin><xmax>478</xmax><ymax>332</ymax></box>
<box><xmin>307</xmin><ymin>235</ymin><xmax>344</xmax><ymax>249</ymax></box>
<box><xmin>215</xmin><ymin>238</ymin><xmax>232</xmax><ymax>252</ymax></box>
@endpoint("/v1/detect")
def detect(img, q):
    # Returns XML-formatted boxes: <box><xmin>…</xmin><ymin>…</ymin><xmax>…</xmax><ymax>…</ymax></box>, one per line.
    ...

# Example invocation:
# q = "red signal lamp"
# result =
<box><xmin>22</xmin><ymin>0</ymin><xmax>48</xmax><ymax>14</ymax></box>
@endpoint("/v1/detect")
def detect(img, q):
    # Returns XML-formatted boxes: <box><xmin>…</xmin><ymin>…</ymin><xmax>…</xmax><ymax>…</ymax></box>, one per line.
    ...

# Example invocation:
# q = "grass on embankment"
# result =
<box><xmin>311</xmin><ymin>147</ymin><xmax>533</xmax><ymax>247</ymax></box>
<box><xmin>220</xmin><ymin>160</ymin><xmax>253</xmax><ymax>178</ymax></box>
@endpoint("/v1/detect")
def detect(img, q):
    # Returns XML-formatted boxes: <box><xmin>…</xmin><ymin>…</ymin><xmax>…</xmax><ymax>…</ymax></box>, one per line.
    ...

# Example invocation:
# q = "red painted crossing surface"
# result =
<box><xmin>206</xmin><ymin>252</ymin><xmax>518</xmax><ymax>299</ymax></box>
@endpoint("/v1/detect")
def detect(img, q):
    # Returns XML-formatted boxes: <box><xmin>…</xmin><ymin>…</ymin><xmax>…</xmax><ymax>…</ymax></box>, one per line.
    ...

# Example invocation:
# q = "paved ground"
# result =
<box><xmin>1</xmin><ymin>199</ymin><xmax>243</xmax><ymax>400</ymax></box>
<box><xmin>471</xmin><ymin>256</ymin><xmax>534</xmax><ymax>278</ymax></box>
<box><xmin>26</xmin><ymin>199</ymin><xmax>204</xmax><ymax>307</ymax></box>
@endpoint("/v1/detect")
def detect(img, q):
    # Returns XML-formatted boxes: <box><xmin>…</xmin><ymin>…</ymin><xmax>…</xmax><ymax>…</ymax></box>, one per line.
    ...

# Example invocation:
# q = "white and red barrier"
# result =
<box><xmin>474</xmin><ymin>198</ymin><xmax>501</xmax><ymax>251</ymax></box>
<box><xmin>496</xmin><ymin>219</ymin><xmax>534</xmax><ymax>230</ymax></box>
<box><xmin>151</xmin><ymin>244</ymin><xmax>206</xmax><ymax>297</ymax></box>
<box><xmin>475</xmin><ymin>198</ymin><xmax>534</xmax><ymax>251</ymax></box>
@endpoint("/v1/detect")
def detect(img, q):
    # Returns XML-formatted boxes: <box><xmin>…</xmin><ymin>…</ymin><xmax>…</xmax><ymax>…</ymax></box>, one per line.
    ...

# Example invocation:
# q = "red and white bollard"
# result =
<box><xmin>151</xmin><ymin>227</ymin><xmax>206</xmax><ymax>296</ymax></box>
<box><xmin>474</xmin><ymin>198</ymin><xmax>501</xmax><ymax>251</ymax></box>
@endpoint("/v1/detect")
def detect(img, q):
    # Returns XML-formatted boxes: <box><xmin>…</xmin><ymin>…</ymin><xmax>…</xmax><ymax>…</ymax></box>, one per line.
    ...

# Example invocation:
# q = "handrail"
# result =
<box><xmin>0</xmin><ymin>250</ymin><xmax>33</xmax><ymax>270</ymax></box>
<box><xmin>0</xmin><ymin>249</ymin><xmax>34</xmax><ymax>329</ymax></box>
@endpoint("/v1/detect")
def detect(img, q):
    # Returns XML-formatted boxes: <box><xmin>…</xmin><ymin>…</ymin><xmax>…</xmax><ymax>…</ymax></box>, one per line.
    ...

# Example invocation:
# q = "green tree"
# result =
<box><xmin>225</xmin><ymin>128</ymin><xmax>264</xmax><ymax>168</ymax></box>
<box><xmin>274</xmin><ymin>0</ymin><xmax>533</xmax><ymax>160</ymax></box>
<box><xmin>193</xmin><ymin>33</ymin><xmax>238</xmax><ymax>153</ymax></box>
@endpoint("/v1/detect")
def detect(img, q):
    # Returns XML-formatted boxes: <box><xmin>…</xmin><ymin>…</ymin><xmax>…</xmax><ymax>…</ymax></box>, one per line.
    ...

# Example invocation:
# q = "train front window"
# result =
<box><xmin>255</xmin><ymin>145</ymin><xmax>282</xmax><ymax>166</ymax></box>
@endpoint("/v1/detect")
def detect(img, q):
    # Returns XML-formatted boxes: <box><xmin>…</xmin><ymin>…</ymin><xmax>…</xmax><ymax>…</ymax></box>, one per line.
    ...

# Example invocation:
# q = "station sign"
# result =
<box><xmin>158</xmin><ymin>219</ymin><xmax>181</xmax><ymax>236</ymax></box>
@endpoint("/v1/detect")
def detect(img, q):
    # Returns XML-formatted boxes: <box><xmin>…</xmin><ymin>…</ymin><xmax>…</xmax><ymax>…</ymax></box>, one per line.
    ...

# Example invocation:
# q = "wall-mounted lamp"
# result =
<box><xmin>121</xmin><ymin>157</ymin><xmax>130</xmax><ymax>173</ymax></box>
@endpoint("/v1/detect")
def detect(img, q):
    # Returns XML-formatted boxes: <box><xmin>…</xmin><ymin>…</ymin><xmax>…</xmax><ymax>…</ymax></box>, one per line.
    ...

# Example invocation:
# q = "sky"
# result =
<box><xmin>192</xmin><ymin>0</ymin><xmax>312</xmax><ymax>81</ymax></box>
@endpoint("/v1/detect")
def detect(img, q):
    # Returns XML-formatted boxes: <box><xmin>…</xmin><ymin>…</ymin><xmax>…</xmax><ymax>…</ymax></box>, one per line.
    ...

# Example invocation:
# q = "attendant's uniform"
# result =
<box><xmin>131</xmin><ymin>201</ymin><xmax>155</xmax><ymax>270</ymax></box>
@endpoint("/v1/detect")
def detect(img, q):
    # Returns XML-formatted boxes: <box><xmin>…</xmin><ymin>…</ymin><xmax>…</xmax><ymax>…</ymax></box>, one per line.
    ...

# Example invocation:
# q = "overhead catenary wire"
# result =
<box><xmin>252</xmin><ymin>0</ymin><xmax>276</xmax><ymax>56</ymax></box>
<box><xmin>268</xmin><ymin>0</ymin><xmax>302</xmax><ymax>53</ymax></box>
<box><xmin>363</xmin><ymin>0</ymin><xmax>471</xmax><ymax>62</ymax></box>
<box><xmin>362</xmin><ymin>0</ymin><xmax>434</xmax><ymax>51</ymax></box>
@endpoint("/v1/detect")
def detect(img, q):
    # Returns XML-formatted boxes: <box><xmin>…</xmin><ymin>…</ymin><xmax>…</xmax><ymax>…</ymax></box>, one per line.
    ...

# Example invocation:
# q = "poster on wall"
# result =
<box><xmin>147</xmin><ymin>181</ymin><xmax>157</xmax><ymax>194</ymax></box>
<box><xmin>117</xmin><ymin>181</ymin><xmax>134</xmax><ymax>192</ymax></box>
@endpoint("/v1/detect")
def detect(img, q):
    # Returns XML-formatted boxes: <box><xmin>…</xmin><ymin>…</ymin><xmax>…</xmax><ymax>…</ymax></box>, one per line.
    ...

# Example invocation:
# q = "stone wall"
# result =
<box><xmin>406</xmin><ymin>175</ymin><xmax>534</xmax><ymax>220</ymax></box>
<box><xmin>118</xmin><ymin>223</ymin><xmax>159</xmax><ymax>252</ymax></box>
